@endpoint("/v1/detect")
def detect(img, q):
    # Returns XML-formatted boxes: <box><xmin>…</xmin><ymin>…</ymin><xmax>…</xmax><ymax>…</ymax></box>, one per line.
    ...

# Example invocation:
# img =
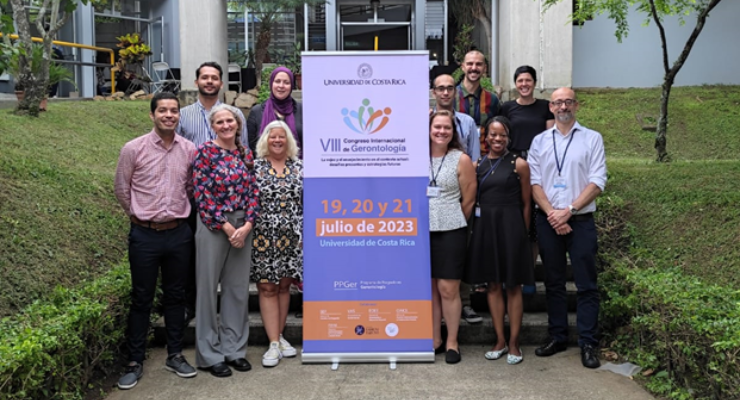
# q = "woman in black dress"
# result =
<box><xmin>465</xmin><ymin>116</ymin><xmax>534</xmax><ymax>365</ymax></box>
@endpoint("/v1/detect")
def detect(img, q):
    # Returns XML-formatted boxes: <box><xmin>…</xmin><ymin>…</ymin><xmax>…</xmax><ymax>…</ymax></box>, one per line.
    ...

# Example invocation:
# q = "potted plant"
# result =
<box><xmin>40</xmin><ymin>61</ymin><xmax>76</xmax><ymax>110</ymax></box>
<box><xmin>112</xmin><ymin>32</ymin><xmax>152</xmax><ymax>93</ymax></box>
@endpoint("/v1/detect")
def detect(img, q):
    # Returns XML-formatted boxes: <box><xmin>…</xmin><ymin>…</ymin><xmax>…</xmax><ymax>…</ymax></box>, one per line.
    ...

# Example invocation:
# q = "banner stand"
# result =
<box><xmin>301</xmin><ymin>51</ymin><xmax>433</xmax><ymax>366</ymax></box>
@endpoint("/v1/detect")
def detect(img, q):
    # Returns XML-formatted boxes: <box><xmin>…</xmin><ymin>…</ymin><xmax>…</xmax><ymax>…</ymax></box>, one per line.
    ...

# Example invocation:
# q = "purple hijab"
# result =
<box><xmin>260</xmin><ymin>67</ymin><xmax>297</xmax><ymax>141</ymax></box>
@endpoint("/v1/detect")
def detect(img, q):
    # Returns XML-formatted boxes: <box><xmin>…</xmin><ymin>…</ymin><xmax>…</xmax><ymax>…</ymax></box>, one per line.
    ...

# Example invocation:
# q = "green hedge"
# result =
<box><xmin>596</xmin><ymin>195</ymin><xmax>740</xmax><ymax>399</ymax></box>
<box><xmin>0</xmin><ymin>264</ymin><xmax>130</xmax><ymax>400</ymax></box>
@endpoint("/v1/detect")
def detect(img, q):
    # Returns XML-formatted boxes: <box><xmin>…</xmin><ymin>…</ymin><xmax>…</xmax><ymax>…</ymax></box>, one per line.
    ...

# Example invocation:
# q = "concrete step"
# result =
<box><xmin>153</xmin><ymin>311</ymin><xmax>577</xmax><ymax>346</ymax></box>
<box><xmin>469</xmin><ymin>282</ymin><xmax>578</xmax><ymax>313</ymax></box>
<box><xmin>231</xmin><ymin>280</ymin><xmax>577</xmax><ymax>314</ymax></box>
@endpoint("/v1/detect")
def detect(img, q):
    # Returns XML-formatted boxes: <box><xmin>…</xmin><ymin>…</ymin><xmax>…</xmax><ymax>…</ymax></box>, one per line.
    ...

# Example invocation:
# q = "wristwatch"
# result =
<box><xmin>568</xmin><ymin>205</ymin><xmax>578</xmax><ymax>215</ymax></box>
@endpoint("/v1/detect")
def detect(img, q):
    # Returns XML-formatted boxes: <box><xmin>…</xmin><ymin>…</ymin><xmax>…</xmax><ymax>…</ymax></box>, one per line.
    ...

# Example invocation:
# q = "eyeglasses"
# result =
<box><xmin>551</xmin><ymin>99</ymin><xmax>576</xmax><ymax>107</ymax></box>
<box><xmin>434</xmin><ymin>86</ymin><xmax>455</xmax><ymax>93</ymax></box>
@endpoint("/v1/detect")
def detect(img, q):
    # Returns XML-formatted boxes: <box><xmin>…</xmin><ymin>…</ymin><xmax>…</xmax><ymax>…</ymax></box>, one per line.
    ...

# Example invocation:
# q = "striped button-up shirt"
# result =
<box><xmin>114</xmin><ymin>130</ymin><xmax>196</xmax><ymax>222</ymax></box>
<box><xmin>176</xmin><ymin>99</ymin><xmax>248</xmax><ymax>147</ymax></box>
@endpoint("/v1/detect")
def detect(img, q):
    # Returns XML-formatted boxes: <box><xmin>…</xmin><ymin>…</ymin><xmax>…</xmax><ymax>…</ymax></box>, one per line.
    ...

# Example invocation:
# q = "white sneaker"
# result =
<box><xmin>279</xmin><ymin>334</ymin><xmax>297</xmax><ymax>357</ymax></box>
<box><xmin>262</xmin><ymin>342</ymin><xmax>282</xmax><ymax>367</ymax></box>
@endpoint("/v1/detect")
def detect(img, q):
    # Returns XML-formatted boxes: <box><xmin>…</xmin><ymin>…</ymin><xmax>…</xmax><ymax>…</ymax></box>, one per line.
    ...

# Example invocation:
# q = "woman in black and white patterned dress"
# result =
<box><xmin>251</xmin><ymin>120</ymin><xmax>303</xmax><ymax>367</ymax></box>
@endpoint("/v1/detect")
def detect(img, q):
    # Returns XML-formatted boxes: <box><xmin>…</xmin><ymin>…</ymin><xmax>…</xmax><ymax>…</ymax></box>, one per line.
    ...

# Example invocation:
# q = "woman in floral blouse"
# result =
<box><xmin>251</xmin><ymin>120</ymin><xmax>303</xmax><ymax>368</ymax></box>
<box><xmin>192</xmin><ymin>104</ymin><xmax>260</xmax><ymax>378</ymax></box>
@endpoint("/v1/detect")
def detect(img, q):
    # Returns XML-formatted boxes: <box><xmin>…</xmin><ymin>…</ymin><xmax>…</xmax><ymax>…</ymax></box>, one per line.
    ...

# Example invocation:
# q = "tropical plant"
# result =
<box><xmin>4</xmin><ymin>0</ymin><xmax>95</xmax><ymax>116</ymax></box>
<box><xmin>285</xmin><ymin>40</ymin><xmax>302</xmax><ymax>75</ymax></box>
<box><xmin>452</xmin><ymin>23</ymin><xmax>474</xmax><ymax>65</ymax></box>
<box><xmin>47</xmin><ymin>60</ymin><xmax>76</xmax><ymax>90</ymax></box>
<box><xmin>542</xmin><ymin>0</ymin><xmax>724</xmax><ymax>162</ymax></box>
<box><xmin>112</xmin><ymin>32</ymin><xmax>152</xmax><ymax>82</ymax></box>
<box><xmin>233</xmin><ymin>0</ymin><xmax>326</xmax><ymax>86</ymax></box>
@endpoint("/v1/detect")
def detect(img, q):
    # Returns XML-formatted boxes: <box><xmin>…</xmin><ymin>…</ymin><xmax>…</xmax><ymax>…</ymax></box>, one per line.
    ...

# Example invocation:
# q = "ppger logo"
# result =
<box><xmin>341</xmin><ymin>98</ymin><xmax>392</xmax><ymax>135</ymax></box>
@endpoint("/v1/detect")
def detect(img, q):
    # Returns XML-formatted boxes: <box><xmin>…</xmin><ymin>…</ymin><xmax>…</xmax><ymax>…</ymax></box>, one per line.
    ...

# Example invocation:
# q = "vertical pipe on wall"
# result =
<box><xmin>304</xmin><ymin>3</ymin><xmax>309</xmax><ymax>51</ymax></box>
<box><xmin>443</xmin><ymin>0</ymin><xmax>448</xmax><ymax>65</ymax></box>
<box><xmin>491</xmin><ymin>0</ymin><xmax>498</xmax><ymax>84</ymax></box>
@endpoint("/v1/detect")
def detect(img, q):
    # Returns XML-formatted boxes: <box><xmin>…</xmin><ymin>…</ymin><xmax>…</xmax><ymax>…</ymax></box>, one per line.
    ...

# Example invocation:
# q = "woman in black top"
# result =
<box><xmin>500</xmin><ymin>66</ymin><xmax>555</xmax><ymax>158</ymax></box>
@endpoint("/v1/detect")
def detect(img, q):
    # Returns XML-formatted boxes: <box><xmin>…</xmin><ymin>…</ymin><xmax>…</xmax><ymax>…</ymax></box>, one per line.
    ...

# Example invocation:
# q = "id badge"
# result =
<box><xmin>475</xmin><ymin>206</ymin><xmax>481</xmax><ymax>218</ymax></box>
<box><xmin>553</xmin><ymin>178</ymin><xmax>567</xmax><ymax>190</ymax></box>
<box><xmin>426</xmin><ymin>186</ymin><xmax>441</xmax><ymax>198</ymax></box>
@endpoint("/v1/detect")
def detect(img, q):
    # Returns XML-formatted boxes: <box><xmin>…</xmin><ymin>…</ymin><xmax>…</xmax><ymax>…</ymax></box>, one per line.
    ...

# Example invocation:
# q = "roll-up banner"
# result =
<box><xmin>301</xmin><ymin>51</ymin><xmax>433</xmax><ymax>364</ymax></box>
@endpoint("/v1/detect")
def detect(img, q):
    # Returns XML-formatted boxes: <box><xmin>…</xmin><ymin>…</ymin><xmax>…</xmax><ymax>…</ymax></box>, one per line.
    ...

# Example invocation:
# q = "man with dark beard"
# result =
<box><xmin>176</xmin><ymin>62</ymin><xmax>250</xmax><ymax>321</ymax></box>
<box><xmin>454</xmin><ymin>50</ymin><xmax>500</xmax><ymax>157</ymax></box>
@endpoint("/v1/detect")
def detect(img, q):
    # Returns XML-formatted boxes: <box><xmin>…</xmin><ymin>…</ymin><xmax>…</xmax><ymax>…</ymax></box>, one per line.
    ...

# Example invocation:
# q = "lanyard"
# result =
<box><xmin>429</xmin><ymin>152</ymin><xmax>447</xmax><ymax>187</ymax></box>
<box><xmin>552</xmin><ymin>130</ymin><xmax>575</xmax><ymax>176</ymax></box>
<box><xmin>476</xmin><ymin>154</ymin><xmax>505</xmax><ymax>204</ymax></box>
<box><xmin>201</xmin><ymin>108</ymin><xmax>216</xmax><ymax>142</ymax></box>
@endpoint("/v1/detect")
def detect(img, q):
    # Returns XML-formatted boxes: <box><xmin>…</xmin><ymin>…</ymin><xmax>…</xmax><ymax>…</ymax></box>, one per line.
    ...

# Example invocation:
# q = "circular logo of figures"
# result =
<box><xmin>357</xmin><ymin>63</ymin><xmax>373</xmax><ymax>79</ymax></box>
<box><xmin>385</xmin><ymin>323</ymin><xmax>399</xmax><ymax>337</ymax></box>
<box><xmin>355</xmin><ymin>325</ymin><xmax>365</xmax><ymax>336</ymax></box>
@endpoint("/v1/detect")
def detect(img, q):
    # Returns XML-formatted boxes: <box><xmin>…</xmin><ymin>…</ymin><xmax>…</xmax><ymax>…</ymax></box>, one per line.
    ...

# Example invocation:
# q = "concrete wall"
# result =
<box><xmin>498</xmin><ymin>0</ymin><xmax>572</xmax><ymax>96</ymax></box>
<box><xmin>178</xmin><ymin>0</ymin><xmax>228</xmax><ymax>92</ymax></box>
<box><xmin>573</xmin><ymin>1</ymin><xmax>740</xmax><ymax>87</ymax></box>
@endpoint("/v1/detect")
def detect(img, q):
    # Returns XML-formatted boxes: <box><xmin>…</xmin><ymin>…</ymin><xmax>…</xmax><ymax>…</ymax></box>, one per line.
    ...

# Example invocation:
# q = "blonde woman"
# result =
<box><xmin>251</xmin><ymin>120</ymin><xmax>303</xmax><ymax>367</ymax></box>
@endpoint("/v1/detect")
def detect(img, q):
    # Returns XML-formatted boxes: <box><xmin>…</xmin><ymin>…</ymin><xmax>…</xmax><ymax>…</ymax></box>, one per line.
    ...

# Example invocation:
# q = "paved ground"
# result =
<box><xmin>105</xmin><ymin>345</ymin><xmax>654</xmax><ymax>400</ymax></box>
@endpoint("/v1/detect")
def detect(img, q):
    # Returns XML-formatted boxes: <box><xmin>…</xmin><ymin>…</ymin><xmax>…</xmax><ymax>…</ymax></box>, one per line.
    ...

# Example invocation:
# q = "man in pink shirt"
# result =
<box><xmin>114</xmin><ymin>92</ymin><xmax>198</xmax><ymax>389</ymax></box>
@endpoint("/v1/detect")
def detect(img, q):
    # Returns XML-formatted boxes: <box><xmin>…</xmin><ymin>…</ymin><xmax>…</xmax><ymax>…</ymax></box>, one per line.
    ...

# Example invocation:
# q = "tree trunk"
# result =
<box><xmin>655</xmin><ymin>80</ymin><xmax>671</xmax><ymax>162</ymax></box>
<box><xmin>254</xmin><ymin>26</ymin><xmax>272</xmax><ymax>88</ymax></box>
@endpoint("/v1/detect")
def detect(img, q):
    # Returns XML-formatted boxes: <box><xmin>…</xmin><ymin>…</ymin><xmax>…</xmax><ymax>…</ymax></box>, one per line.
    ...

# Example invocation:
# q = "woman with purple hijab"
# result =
<box><xmin>247</xmin><ymin>67</ymin><xmax>304</xmax><ymax>156</ymax></box>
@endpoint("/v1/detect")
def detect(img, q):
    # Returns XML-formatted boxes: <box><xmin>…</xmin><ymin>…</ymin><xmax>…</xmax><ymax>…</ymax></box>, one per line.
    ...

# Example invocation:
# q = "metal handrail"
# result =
<box><xmin>0</xmin><ymin>33</ymin><xmax>116</xmax><ymax>93</ymax></box>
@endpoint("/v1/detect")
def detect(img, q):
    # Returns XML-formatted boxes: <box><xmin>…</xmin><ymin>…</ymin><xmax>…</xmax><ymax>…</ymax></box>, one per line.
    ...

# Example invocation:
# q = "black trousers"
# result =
<box><xmin>127</xmin><ymin>222</ymin><xmax>192</xmax><ymax>363</ymax></box>
<box><xmin>537</xmin><ymin>214</ymin><xmax>600</xmax><ymax>347</ymax></box>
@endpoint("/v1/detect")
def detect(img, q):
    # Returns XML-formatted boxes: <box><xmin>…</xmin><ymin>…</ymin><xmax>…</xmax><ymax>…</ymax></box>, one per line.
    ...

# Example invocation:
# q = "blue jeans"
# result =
<box><xmin>536</xmin><ymin>214</ymin><xmax>599</xmax><ymax>347</ymax></box>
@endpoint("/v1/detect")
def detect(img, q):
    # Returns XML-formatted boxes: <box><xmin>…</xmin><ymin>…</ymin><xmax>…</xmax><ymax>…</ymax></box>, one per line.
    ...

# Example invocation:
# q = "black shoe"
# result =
<box><xmin>203</xmin><ymin>362</ymin><xmax>232</xmax><ymax>378</ymax></box>
<box><xmin>461</xmin><ymin>306</ymin><xmax>483</xmax><ymax>324</ymax></box>
<box><xmin>581</xmin><ymin>344</ymin><xmax>601</xmax><ymax>369</ymax></box>
<box><xmin>535</xmin><ymin>339</ymin><xmax>568</xmax><ymax>357</ymax></box>
<box><xmin>445</xmin><ymin>349</ymin><xmax>461</xmax><ymax>364</ymax></box>
<box><xmin>434</xmin><ymin>344</ymin><xmax>445</xmax><ymax>355</ymax></box>
<box><xmin>227</xmin><ymin>357</ymin><xmax>252</xmax><ymax>372</ymax></box>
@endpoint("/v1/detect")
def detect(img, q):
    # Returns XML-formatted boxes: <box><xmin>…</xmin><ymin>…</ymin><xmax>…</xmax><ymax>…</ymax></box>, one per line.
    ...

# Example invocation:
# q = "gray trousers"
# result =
<box><xmin>195</xmin><ymin>210</ymin><xmax>252</xmax><ymax>368</ymax></box>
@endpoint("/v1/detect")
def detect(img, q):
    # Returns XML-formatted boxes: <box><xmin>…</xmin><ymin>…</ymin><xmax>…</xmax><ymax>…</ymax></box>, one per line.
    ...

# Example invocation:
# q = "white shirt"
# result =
<box><xmin>528</xmin><ymin>121</ymin><xmax>607</xmax><ymax>213</ymax></box>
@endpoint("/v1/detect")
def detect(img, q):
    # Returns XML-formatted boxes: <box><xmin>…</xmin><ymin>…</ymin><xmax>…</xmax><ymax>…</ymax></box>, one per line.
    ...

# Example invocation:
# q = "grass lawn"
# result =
<box><xmin>0</xmin><ymin>101</ymin><xmax>150</xmax><ymax>317</ymax></box>
<box><xmin>0</xmin><ymin>86</ymin><xmax>738</xmax><ymax>316</ymax></box>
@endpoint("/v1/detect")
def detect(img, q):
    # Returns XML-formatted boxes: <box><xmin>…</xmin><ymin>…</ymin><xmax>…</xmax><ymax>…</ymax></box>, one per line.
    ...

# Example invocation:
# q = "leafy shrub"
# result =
<box><xmin>257</xmin><ymin>65</ymin><xmax>278</xmax><ymax>103</ymax></box>
<box><xmin>594</xmin><ymin>193</ymin><xmax>740</xmax><ymax>399</ymax></box>
<box><xmin>0</xmin><ymin>264</ymin><xmax>131</xmax><ymax>400</ymax></box>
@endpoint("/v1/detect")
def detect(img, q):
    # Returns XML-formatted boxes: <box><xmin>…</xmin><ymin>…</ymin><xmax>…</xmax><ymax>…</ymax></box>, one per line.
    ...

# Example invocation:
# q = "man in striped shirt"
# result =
<box><xmin>114</xmin><ymin>92</ymin><xmax>198</xmax><ymax>389</ymax></box>
<box><xmin>176</xmin><ymin>61</ymin><xmax>248</xmax><ymax>147</ymax></box>
<box><xmin>176</xmin><ymin>62</ymin><xmax>249</xmax><ymax>320</ymax></box>
<box><xmin>454</xmin><ymin>50</ymin><xmax>501</xmax><ymax>157</ymax></box>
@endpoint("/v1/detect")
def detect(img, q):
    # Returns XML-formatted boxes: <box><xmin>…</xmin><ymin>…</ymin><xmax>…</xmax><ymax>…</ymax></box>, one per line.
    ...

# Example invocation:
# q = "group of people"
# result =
<box><xmin>428</xmin><ymin>51</ymin><xmax>607</xmax><ymax>368</ymax></box>
<box><xmin>113</xmin><ymin>49</ymin><xmax>607</xmax><ymax>390</ymax></box>
<box><xmin>114</xmin><ymin>62</ymin><xmax>304</xmax><ymax>389</ymax></box>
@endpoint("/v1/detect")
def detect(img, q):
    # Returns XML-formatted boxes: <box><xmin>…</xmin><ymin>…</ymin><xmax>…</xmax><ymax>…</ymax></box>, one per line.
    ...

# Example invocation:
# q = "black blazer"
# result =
<box><xmin>246</xmin><ymin>99</ymin><xmax>303</xmax><ymax>153</ymax></box>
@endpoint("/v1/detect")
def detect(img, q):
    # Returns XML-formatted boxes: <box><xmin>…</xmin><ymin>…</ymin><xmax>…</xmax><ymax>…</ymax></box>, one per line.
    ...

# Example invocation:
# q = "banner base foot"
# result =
<box><xmin>302</xmin><ymin>352</ymin><xmax>434</xmax><ymax>364</ymax></box>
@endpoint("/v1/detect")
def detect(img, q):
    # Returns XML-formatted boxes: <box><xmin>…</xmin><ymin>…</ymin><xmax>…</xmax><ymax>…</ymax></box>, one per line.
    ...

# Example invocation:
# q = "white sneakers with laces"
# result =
<box><xmin>279</xmin><ymin>334</ymin><xmax>297</xmax><ymax>357</ymax></box>
<box><xmin>262</xmin><ymin>341</ymin><xmax>282</xmax><ymax>367</ymax></box>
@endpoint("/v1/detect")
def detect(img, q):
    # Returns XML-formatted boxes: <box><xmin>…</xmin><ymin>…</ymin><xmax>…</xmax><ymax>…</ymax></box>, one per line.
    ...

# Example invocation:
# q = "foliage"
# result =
<box><xmin>284</xmin><ymin>40</ymin><xmax>302</xmax><ymax>75</ymax></box>
<box><xmin>0</xmin><ymin>101</ymin><xmax>148</xmax><ymax>317</ymax></box>
<box><xmin>449</xmin><ymin>0</ymin><xmax>492</xmax><ymax>61</ymax></box>
<box><xmin>115</xmin><ymin>32</ymin><xmax>152</xmax><ymax>65</ymax></box>
<box><xmin>257</xmin><ymin>64</ymin><xmax>278</xmax><ymax>103</ymax></box>
<box><xmin>4</xmin><ymin>42</ymin><xmax>43</xmax><ymax>90</ymax></box>
<box><xmin>231</xmin><ymin>0</ymin><xmax>325</xmax><ymax>86</ymax></box>
<box><xmin>543</xmin><ymin>0</ymin><xmax>724</xmax><ymax>161</ymax></box>
<box><xmin>451</xmin><ymin>23</ymin><xmax>474</xmax><ymax>64</ymax></box>
<box><xmin>451</xmin><ymin>66</ymin><xmax>495</xmax><ymax>93</ymax></box>
<box><xmin>0</xmin><ymin>263</ymin><xmax>131</xmax><ymax>400</ymax></box>
<box><xmin>48</xmin><ymin>60</ymin><xmax>76</xmax><ymax>89</ymax></box>
<box><xmin>593</xmin><ymin>164</ymin><xmax>740</xmax><ymax>399</ymax></box>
